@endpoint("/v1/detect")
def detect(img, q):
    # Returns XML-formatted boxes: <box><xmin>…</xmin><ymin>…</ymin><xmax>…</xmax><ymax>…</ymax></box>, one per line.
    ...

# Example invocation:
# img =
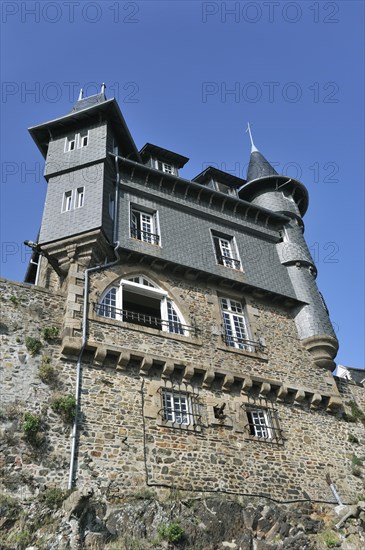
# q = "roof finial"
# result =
<box><xmin>78</xmin><ymin>88</ymin><xmax>83</xmax><ymax>101</ymax></box>
<box><xmin>101</xmin><ymin>83</ymin><xmax>106</xmax><ymax>95</ymax></box>
<box><xmin>246</xmin><ymin>122</ymin><xmax>258</xmax><ymax>153</ymax></box>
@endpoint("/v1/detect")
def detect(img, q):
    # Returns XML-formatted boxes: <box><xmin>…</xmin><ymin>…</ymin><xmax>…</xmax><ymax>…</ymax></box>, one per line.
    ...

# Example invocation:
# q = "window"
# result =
<box><xmin>96</xmin><ymin>276</ymin><xmax>191</xmax><ymax>335</ymax></box>
<box><xmin>220</xmin><ymin>297</ymin><xmax>252</xmax><ymax>351</ymax></box>
<box><xmin>62</xmin><ymin>191</ymin><xmax>72</xmax><ymax>212</ymax></box>
<box><xmin>130</xmin><ymin>207</ymin><xmax>159</xmax><ymax>245</ymax></box>
<box><xmin>65</xmin><ymin>137</ymin><xmax>76</xmax><ymax>152</ymax></box>
<box><xmin>212</xmin><ymin>232</ymin><xmax>241</xmax><ymax>270</ymax></box>
<box><xmin>79</xmin><ymin>132</ymin><xmax>88</xmax><ymax>148</ymax></box>
<box><xmin>76</xmin><ymin>187</ymin><xmax>84</xmax><ymax>208</ymax></box>
<box><xmin>246</xmin><ymin>409</ymin><xmax>273</xmax><ymax>439</ymax></box>
<box><xmin>244</xmin><ymin>406</ymin><xmax>283</xmax><ymax>443</ymax></box>
<box><xmin>156</xmin><ymin>160</ymin><xmax>174</xmax><ymax>174</ymax></box>
<box><xmin>162</xmin><ymin>390</ymin><xmax>190</xmax><ymax>425</ymax></box>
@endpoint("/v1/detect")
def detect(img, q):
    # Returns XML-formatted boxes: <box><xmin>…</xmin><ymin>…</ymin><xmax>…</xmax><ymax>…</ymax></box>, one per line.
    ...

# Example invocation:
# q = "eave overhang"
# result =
<box><xmin>28</xmin><ymin>98</ymin><xmax>141</xmax><ymax>162</ymax></box>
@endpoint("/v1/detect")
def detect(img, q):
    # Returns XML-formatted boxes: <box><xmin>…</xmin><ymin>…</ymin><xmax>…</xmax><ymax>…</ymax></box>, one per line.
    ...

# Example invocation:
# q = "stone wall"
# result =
<box><xmin>0</xmin><ymin>276</ymin><xmax>364</xmax><ymax>506</ymax></box>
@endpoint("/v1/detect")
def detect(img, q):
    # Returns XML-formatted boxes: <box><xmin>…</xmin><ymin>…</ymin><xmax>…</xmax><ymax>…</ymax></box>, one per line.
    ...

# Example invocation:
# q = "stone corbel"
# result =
<box><xmin>310</xmin><ymin>393</ymin><xmax>322</xmax><ymax>408</ymax></box>
<box><xmin>327</xmin><ymin>396</ymin><xmax>343</xmax><ymax>412</ymax></box>
<box><xmin>277</xmin><ymin>385</ymin><xmax>288</xmax><ymax>401</ymax></box>
<box><xmin>203</xmin><ymin>369</ymin><xmax>215</xmax><ymax>388</ymax></box>
<box><xmin>182</xmin><ymin>364</ymin><xmax>194</xmax><ymax>384</ymax></box>
<box><xmin>294</xmin><ymin>389</ymin><xmax>306</xmax><ymax>403</ymax></box>
<box><xmin>222</xmin><ymin>374</ymin><xmax>234</xmax><ymax>393</ymax></box>
<box><xmin>241</xmin><ymin>376</ymin><xmax>253</xmax><ymax>394</ymax></box>
<box><xmin>259</xmin><ymin>382</ymin><xmax>271</xmax><ymax>396</ymax></box>
<box><xmin>117</xmin><ymin>350</ymin><xmax>131</xmax><ymax>370</ymax></box>
<box><xmin>162</xmin><ymin>360</ymin><xmax>175</xmax><ymax>378</ymax></box>
<box><xmin>139</xmin><ymin>355</ymin><xmax>153</xmax><ymax>375</ymax></box>
<box><xmin>94</xmin><ymin>346</ymin><xmax>107</xmax><ymax>367</ymax></box>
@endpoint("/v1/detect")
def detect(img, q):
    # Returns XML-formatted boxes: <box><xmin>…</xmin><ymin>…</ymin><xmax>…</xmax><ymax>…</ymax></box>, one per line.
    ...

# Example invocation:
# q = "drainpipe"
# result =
<box><xmin>68</xmin><ymin>156</ymin><xmax>121</xmax><ymax>489</ymax></box>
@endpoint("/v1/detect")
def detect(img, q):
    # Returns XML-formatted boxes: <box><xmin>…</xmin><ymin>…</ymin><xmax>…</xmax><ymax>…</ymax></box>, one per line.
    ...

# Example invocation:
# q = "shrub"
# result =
<box><xmin>23</xmin><ymin>412</ymin><xmax>41</xmax><ymax>435</ymax></box>
<box><xmin>9</xmin><ymin>295</ymin><xmax>19</xmax><ymax>306</ymax></box>
<box><xmin>0</xmin><ymin>492</ymin><xmax>21</xmax><ymax>519</ymax></box>
<box><xmin>40</xmin><ymin>487</ymin><xmax>69</xmax><ymax>509</ymax></box>
<box><xmin>51</xmin><ymin>395</ymin><xmax>76</xmax><ymax>424</ymax></box>
<box><xmin>25</xmin><ymin>336</ymin><xmax>42</xmax><ymax>355</ymax></box>
<box><xmin>38</xmin><ymin>356</ymin><xmax>57</xmax><ymax>385</ymax></box>
<box><xmin>158</xmin><ymin>522</ymin><xmax>185</xmax><ymax>543</ymax></box>
<box><xmin>42</xmin><ymin>326</ymin><xmax>59</xmax><ymax>342</ymax></box>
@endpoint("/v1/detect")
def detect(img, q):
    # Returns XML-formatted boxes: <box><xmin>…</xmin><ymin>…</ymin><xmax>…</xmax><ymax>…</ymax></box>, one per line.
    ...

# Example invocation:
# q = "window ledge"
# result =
<box><xmin>90</xmin><ymin>316</ymin><xmax>202</xmax><ymax>346</ymax></box>
<box><xmin>244</xmin><ymin>434</ymin><xmax>284</xmax><ymax>445</ymax></box>
<box><xmin>216</xmin><ymin>344</ymin><xmax>268</xmax><ymax>362</ymax></box>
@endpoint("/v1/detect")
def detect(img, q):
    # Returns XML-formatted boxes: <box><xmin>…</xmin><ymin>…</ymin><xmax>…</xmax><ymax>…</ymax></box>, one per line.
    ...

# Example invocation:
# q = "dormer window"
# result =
<box><xmin>156</xmin><ymin>160</ymin><xmax>174</xmax><ymax>175</ymax></box>
<box><xmin>79</xmin><ymin>132</ymin><xmax>88</xmax><ymax>148</ymax></box>
<box><xmin>66</xmin><ymin>137</ymin><xmax>76</xmax><ymax>152</ymax></box>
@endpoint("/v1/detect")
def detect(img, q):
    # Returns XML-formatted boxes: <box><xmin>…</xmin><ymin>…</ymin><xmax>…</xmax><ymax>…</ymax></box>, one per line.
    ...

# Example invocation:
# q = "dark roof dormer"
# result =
<box><xmin>139</xmin><ymin>143</ymin><xmax>189</xmax><ymax>176</ymax></box>
<box><xmin>193</xmin><ymin>166</ymin><xmax>246</xmax><ymax>196</ymax></box>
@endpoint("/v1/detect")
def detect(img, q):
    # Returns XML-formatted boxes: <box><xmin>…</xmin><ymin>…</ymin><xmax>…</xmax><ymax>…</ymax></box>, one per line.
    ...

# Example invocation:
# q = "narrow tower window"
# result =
<box><xmin>76</xmin><ymin>187</ymin><xmax>84</xmax><ymax>208</ymax></box>
<box><xmin>62</xmin><ymin>191</ymin><xmax>73</xmax><ymax>212</ymax></box>
<box><xmin>220</xmin><ymin>297</ymin><xmax>252</xmax><ymax>350</ymax></box>
<box><xmin>79</xmin><ymin>131</ymin><xmax>89</xmax><ymax>148</ymax></box>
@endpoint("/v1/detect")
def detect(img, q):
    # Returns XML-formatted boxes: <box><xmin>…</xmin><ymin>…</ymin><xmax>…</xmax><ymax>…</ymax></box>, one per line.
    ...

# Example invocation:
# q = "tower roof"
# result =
<box><xmin>68</xmin><ymin>91</ymin><xmax>107</xmax><ymax>113</ymax></box>
<box><xmin>246</xmin><ymin>150</ymin><xmax>278</xmax><ymax>182</ymax></box>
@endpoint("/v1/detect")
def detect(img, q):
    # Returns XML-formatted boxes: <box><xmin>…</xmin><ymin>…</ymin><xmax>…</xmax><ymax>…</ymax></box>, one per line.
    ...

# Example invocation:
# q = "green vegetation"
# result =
<box><xmin>158</xmin><ymin>522</ymin><xmax>185</xmax><ymax>543</ymax></box>
<box><xmin>133</xmin><ymin>488</ymin><xmax>156</xmax><ymax>500</ymax></box>
<box><xmin>39</xmin><ymin>487</ymin><xmax>69</xmax><ymax>509</ymax></box>
<box><xmin>9</xmin><ymin>530</ymin><xmax>32</xmax><ymax>550</ymax></box>
<box><xmin>25</xmin><ymin>336</ymin><xmax>42</xmax><ymax>355</ymax></box>
<box><xmin>344</xmin><ymin>401</ymin><xmax>365</xmax><ymax>424</ymax></box>
<box><xmin>42</xmin><ymin>326</ymin><xmax>59</xmax><ymax>342</ymax></box>
<box><xmin>321</xmin><ymin>530</ymin><xmax>340</xmax><ymax>548</ymax></box>
<box><xmin>50</xmin><ymin>395</ymin><xmax>76</xmax><ymax>424</ymax></box>
<box><xmin>0</xmin><ymin>493</ymin><xmax>21</xmax><ymax>519</ymax></box>
<box><xmin>9</xmin><ymin>295</ymin><xmax>20</xmax><ymax>306</ymax></box>
<box><xmin>351</xmin><ymin>454</ymin><xmax>363</xmax><ymax>467</ymax></box>
<box><xmin>38</xmin><ymin>356</ymin><xmax>57</xmax><ymax>385</ymax></box>
<box><xmin>22</xmin><ymin>412</ymin><xmax>41</xmax><ymax>436</ymax></box>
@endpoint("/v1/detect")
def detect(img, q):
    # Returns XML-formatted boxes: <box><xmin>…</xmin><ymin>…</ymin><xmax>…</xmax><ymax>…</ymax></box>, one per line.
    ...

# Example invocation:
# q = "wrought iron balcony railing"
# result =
<box><xmin>217</xmin><ymin>254</ymin><xmax>241</xmax><ymax>270</ymax></box>
<box><xmin>94</xmin><ymin>303</ymin><xmax>197</xmax><ymax>336</ymax></box>
<box><xmin>222</xmin><ymin>334</ymin><xmax>264</xmax><ymax>353</ymax></box>
<box><xmin>130</xmin><ymin>227</ymin><xmax>160</xmax><ymax>245</ymax></box>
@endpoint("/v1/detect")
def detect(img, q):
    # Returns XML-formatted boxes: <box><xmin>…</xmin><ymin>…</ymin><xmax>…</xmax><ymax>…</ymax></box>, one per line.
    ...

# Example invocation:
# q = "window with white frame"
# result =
<box><xmin>220</xmin><ymin>297</ymin><xmax>252</xmax><ymax>351</ymax></box>
<box><xmin>156</xmin><ymin>160</ymin><xmax>174</xmax><ymax>175</ymax></box>
<box><xmin>65</xmin><ymin>136</ymin><xmax>76</xmax><ymax>152</ymax></box>
<box><xmin>130</xmin><ymin>207</ymin><xmax>159</xmax><ymax>245</ymax></box>
<box><xmin>244</xmin><ymin>406</ymin><xmax>283</xmax><ymax>443</ymax></box>
<box><xmin>162</xmin><ymin>390</ymin><xmax>190</xmax><ymax>425</ymax></box>
<box><xmin>212</xmin><ymin>231</ymin><xmax>241</xmax><ymax>270</ymax></box>
<box><xmin>75</xmin><ymin>187</ymin><xmax>84</xmax><ymax>208</ymax></box>
<box><xmin>62</xmin><ymin>191</ymin><xmax>73</xmax><ymax>212</ymax></box>
<box><xmin>96</xmin><ymin>276</ymin><xmax>188</xmax><ymax>335</ymax></box>
<box><xmin>79</xmin><ymin>131</ymin><xmax>88</xmax><ymax>148</ymax></box>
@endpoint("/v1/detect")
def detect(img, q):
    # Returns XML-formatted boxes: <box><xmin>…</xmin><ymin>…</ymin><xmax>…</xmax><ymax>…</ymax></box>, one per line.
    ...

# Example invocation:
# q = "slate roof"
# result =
<box><xmin>247</xmin><ymin>150</ymin><xmax>278</xmax><ymax>182</ymax></box>
<box><xmin>68</xmin><ymin>92</ymin><xmax>107</xmax><ymax>113</ymax></box>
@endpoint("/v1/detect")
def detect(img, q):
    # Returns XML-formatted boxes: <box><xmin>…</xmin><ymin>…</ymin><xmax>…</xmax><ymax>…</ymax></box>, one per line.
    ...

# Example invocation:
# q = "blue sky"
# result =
<box><xmin>1</xmin><ymin>1</ymin><xmax>364</xmax><ymax>370</ymax></box>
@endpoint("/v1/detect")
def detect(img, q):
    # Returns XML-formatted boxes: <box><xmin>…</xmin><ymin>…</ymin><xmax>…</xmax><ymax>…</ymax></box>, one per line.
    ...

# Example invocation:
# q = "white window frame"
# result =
<box><xmin>220</xmin><ymin>297</ymin><xmax>252</xmax><ymax>351</ymax></box>
<box><xmin>246</xmin><ymin>408</ymin><xmax>274</xmax><ymax>440</ymax></box>
<box><xmin>212</xmin><ymin>232</ymin><xmax>241</xmax><ymax>270</ymax></box>
<box><xmin>65</xmin><ymin>136</ymin><xmax>76</xmax><ymax>152</ymax></box>
<box><xmin>156</xmin><ymin>160</ymin><xmax>175</xmax><ymax>175</ymax></box>
<box><xmin>97</xmin><ymin>277</ymin><xmax>187</xmax><ymax>335</ymax></box>
<box><xmin>130</xmin><ymin>206</ymin><xmax>160</xmax><ymax>245</ymax></box>
<box><xmin>162</xmin><ymin>390</ymin><xmax>191</xmax><ymax>425</ymax></box>
<box><xmin>75</xmin><ymin>187</ymin><xmax>84</xmax><ymax>208</ymax></box>
<box><xmin>79</xmin><ymin>131</ymin><xmax>89</xmax><ymax>148</ymax></box>
<box><xmin>62</xmin><ymin>190</ymin><xmax>73</xmax><ymax>212</ymax></box>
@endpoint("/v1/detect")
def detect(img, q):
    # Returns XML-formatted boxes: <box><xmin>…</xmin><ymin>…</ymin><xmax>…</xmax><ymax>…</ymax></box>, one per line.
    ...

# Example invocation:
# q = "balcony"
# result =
<box><xmin>130</xmin><ymin>227</ymin><xmax>160</xmax><ymax>245</ymax></box>
<box><xmin>222</xmin><ymin>333</ymin><xmax>264</xmax><ymax>353</ymax></box>
<box><xmin>94</xmin><ymin>303</ymin><xmax>197</xmax><ymax>337</ymax></box>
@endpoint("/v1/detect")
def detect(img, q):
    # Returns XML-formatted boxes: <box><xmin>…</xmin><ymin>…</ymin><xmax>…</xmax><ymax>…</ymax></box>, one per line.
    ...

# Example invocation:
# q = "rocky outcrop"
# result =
<box><xmin>1</xmin><ymin>489</ymin><xmax>365</xmax><ymax>549</ymax></box>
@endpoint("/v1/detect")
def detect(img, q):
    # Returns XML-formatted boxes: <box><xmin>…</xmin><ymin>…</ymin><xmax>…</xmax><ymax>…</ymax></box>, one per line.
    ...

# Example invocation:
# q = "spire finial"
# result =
<box><xmin>101</xmin><ymin>83</ymin><xmax>106</xmax><ymax>95</ymax></box>
<box><xmin>78</xmin><ymin>88</ymin><xmax>83</xmax><ymax>101</ymax></box>
<box><xmin>246</xmin><ymin>122</ymin><xmax>258</xmax><ymax>153</ymax></box>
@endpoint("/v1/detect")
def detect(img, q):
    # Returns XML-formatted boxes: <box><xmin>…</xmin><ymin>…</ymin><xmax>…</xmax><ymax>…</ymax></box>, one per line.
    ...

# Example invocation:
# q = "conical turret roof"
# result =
<box><xmin>246</xmin><ymin>149</ymin><xmax>278</xmax><ymax>182</ymax></box>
